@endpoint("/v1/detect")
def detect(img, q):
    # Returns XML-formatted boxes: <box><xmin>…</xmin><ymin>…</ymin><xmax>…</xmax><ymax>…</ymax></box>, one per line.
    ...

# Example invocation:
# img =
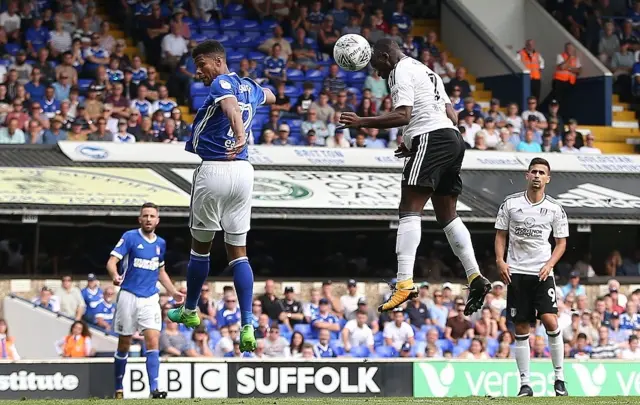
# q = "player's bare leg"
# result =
<box><xmin>225</xmin><ymin>241</ymin><xmax>256</xmax><ymax>353</ymax></box>
<box><xmin>114</xmin><ymin>335</ymin><xmax>132</xmax><ymax>399</ymax></box>
<box><xmin>168</xmin><ymin>236</ymin><xmax>212</xmax><ymax>329</ymax></box>
<box><xmin>378</xmin><ymin>186</ymin><xmax>427</xmax><ymax>313</ymax></box>
<box><xmin>514</xmin><ymin>322</ymin><xmax>534</xmax><ymax>397</ymax></box>
<box><xmin>432</xmin><ymin>194</ymin><xmax>491</xmax><ymax>315</ymax></box>
<box><xmin>541</xmin><ymin>313</ymin><xmax>567</xmax><ymax>396</ymax></box>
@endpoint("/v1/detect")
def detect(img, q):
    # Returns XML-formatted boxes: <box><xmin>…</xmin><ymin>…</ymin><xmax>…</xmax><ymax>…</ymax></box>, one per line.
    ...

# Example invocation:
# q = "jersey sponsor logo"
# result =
<box><xmin>555</xmin><ymin>183</ymin><xmax>640</xmax><ymax>209</ymax></box>
<box><xmin>571</xmin><ymin>364</ymin><xmax>606</xmax><ymax>396</ymax></box>
<box><xmin>219</xmin><ymin>80</ymin><xmax>231</xmax><ymax>90</ymax></box>
<box><xmin>74</xmin><ymin>145</ymin><xmax>108</xmax><ymax>159</ymax></box>
<box><xmin>253</xmin><ymin>177</ymin><xmax>312</xmax><ymax>201</ymax></box>
<box><xmin>133</xmin><ymin>257</ymin><xmax>160</xmax><ymax>271</ymax></box>
<box><xmin>137</xmin><ymin>244</ymin><xmax>144</xmax><ymax>250</ymax></box>
<box><xmin>414</xmin><ymin>363</ymin><xmax>455</xmax><ymax>397</ymax></box>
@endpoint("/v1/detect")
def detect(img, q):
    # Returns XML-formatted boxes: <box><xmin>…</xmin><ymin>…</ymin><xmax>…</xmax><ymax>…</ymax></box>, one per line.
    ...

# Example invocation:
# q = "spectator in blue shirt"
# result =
<box><xmin>26</xmin><ymin>15</ymin><xmax>50</xmax><ymax>58</ymax></box>
<box><xmin>391</xmin><ymin>0</ymin><xmax>412</xmax><ymax>34</ymax></box>
<box><xmin>313</xmin><ymin>328</ymin><xmax>337</xmax><ymax>358</ymax></box>
<box><xmin>81</xmin><ymin>273</ymin><xmax>102</xmax><ymax>322</ymax></box>
<box><xmin>94</xmin><ymin>286</ymin><xmax>116</xmax><ymax>331</ymax></box>
<box><xmin>33</xmin><ymin>287</ymin><xmax>55</xmax><ymax>311</ymax></box>
<box><xmin>216</xmin><ymin>293</ymin><xmax>241</xmax><ymax>328</ymax></box>
<box><xmin>264</xmin><ymin>43</ymin><xmax>287</xmax><ymax>85</ymax></box>
<box><xmin>561</xmin><ymin>271</ymin><xmax>587</xmax><ymax>298</ymax></box>
<box><xmin>311</xmin><ymin>298</ymin><xmax>341</xmax><ymax>339</ymax></box>
<box><xmin>53</xmin><ymin>74</ymin><xmax>72</xmax><ymax>101</ymax></box>
<box><xmin>365</xmin><ymin>128</ymin><xmax>386</xmax><ymax>148</ymax></box>
<box><xmin>328</xmin><ymin>0</ymin><xmax>349</xmax><ymax>30</ymax></box>
<box><xmin>24</xmin><ymin>68</ymin><xmax>46</xmax><ymax>103</ymax></box>
<box><xmin>516</xmin><ymin>129</ymin><xmax>542</xmax><ymax>152</ymax></box>
<box><xmin>42</xmin><ymin>86</ymin><xmax>60</xmax><ymax>118</ymax></box>
<box><xmin>307</xmin><ymin>0</ymin><xmax>325</xmax><ymax>28</ymax></box>
<box><xmin>41</xmin><ymin>115</ymin><xmax>68</xmax><ymax>144</ymax></box>
<box><xmin>620</xmin><ymin>302</ymin><xmax>640</xmax><ymax>330</ymax></box>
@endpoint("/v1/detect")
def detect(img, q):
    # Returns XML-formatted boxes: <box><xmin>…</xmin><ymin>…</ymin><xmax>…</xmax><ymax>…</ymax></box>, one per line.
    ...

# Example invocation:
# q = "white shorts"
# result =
<box><xmin>189</xmin><ymin>160</ymin><xmax>254</xmax><ymax>235</ymax></box>
<box><xmin>113</xmin><ymin>290</ymin><xmax>161</xmax><ymax>336</ymax></box>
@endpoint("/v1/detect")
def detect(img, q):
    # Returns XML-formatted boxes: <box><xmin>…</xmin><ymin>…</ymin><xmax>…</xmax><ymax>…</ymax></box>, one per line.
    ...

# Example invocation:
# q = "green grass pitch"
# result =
<box><xmin>3</xmin><ymin>398</ymin><xmax>640</xmax><ymax>404</ymax></box>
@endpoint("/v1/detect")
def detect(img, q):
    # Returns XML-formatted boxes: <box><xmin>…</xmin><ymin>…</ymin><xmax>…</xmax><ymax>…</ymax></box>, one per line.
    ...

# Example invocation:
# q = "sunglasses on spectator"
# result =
<box><xmin>253</xmin><ymin>303</ymin><xmax>261</xmax><ymax>306</ymax></box>
<box><xmin>201</xmin><ymin>288</ymin><xmax>209</xmax><ymax>292</ymax></box>
<box><xmin>229</xmin><ymin>329</ymin><xmax>239</xmax><ymax>333</ymax></box>
<box><xmin>269</xmin><ymin>329</ymin><xmax>279</xmax><ymax>333</ymax></box>
<box><xmin>226</xmin><ymin>299</ymin><xmax>236</xmax><ymax>303</ymax></box>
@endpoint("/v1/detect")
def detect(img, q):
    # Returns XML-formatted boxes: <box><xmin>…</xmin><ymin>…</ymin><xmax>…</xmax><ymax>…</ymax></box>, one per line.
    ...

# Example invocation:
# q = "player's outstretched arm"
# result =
<box><xmin>262</xmin><ymin>87</ymin><xmax>276</xmax><ymax>105</ymax></box>
<box><xmin>339</xmin><ymin>106</ymin><xmax>412</xmax><ymax>129</ymax></box>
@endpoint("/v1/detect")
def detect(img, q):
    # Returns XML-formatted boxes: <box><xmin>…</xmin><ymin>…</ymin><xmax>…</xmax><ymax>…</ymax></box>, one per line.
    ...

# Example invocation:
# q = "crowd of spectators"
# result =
<box><xmin>21</xmin><ymin>271</ymin><xmax>640</xmax><ymax>360</ymax></box>
<box><xmin>0</xmin><ymin>0</ymin><xmax>607</xmax><ymax>155</ymax></box>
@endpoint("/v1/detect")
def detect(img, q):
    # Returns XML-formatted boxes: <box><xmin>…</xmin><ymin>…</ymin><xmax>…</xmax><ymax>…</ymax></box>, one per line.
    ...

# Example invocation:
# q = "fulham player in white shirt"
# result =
<box><xmin>495</xmin><ymin>157</ymin><xmax>569</xmax><ymax>397</ymax></box>
<box><xmin>340</xmin><ymin>38</ymin><xmax>491</xmax><ymax>315</ymax></box>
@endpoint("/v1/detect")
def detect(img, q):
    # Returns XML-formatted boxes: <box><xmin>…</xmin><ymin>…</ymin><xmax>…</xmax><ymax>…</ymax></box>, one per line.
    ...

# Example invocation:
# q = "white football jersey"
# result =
<box><xmin>388</xmin><ymin>57</ymin><xmax>458</xmax><ymax>148</ymax></box>
<box><xmin>494</xmin><ymin>191</ymin><xmax>569</xmax><ymax>276</ymax></box>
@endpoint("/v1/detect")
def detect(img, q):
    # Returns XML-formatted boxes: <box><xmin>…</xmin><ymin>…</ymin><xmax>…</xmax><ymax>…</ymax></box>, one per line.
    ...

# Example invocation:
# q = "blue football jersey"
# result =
<box><xmin>216</xmin><ymin>307</ymin><xmax>241</xmax><ymax>327</ymax></box>
<box><xmin>94</xmin><ymin>299</ymin><xmax>116</xmax><ymax>327</ymax></box>
<box><xmin>313</xmin><ymin>343</ymin><xmax>336</xmax><ymax>358</ymax></box>
<box><xmin>132</xmin><ymin>68</ymin><xmax>148</xmax><ymax>84</ymax></box>
<box><xmin>110</xmin><ymin>229</ymin><xmax>166</xmax><ymax>298</ymax></box>
<box><xmin>311</xmin><ymin>313</ymin><xmax>340</xmax><ymax>340</ymax></box>
<box><xmin>185</xmin><ymin>73</ymin><xmax>266</xmax><ymax>161</ymax></box>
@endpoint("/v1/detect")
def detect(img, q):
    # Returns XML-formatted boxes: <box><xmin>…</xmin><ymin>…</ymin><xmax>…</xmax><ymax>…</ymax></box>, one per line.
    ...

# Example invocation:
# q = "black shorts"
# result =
<box><xmin>507</xmin><ymin>273</ymin><xmax>559</xmax><ymax>324</ymax></box>
<box><xmin>401</xmin><ymin>128</ymin><xmax>466</xmax><ymax>195</ymax></box>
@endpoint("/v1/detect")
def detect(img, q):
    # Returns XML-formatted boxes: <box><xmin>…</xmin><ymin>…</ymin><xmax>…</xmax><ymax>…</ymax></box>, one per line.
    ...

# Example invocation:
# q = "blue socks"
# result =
<box><xmin>185</xmin><ymin>250</ymin><xmax>210</xmax><ymax>310</ymax></box>
<box><xmin>231</xmin><ymin>256</ymin><xmax>254</xmax><ymax>326</ymax></box>
<box><xmin>114</xmin><ymin>350</ymin><xmax>128</xmax><ymax>392</ymax></box>
<box><xmin>146</xmin><ymin>350</ymin><xmax>160</xmax><ymax>392</ymax></box>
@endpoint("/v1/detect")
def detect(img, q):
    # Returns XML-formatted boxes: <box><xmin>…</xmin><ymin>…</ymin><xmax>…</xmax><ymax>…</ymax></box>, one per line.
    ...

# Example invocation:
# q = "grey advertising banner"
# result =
<box><xmin>461</xmin><ymin>171</ymin><xmax>640</xmax><ymax>221</ymax></box>
<box><xmin>0</xmin><ymin>363</ymin><xmax>91</xmax><ymax>400</ymax></box>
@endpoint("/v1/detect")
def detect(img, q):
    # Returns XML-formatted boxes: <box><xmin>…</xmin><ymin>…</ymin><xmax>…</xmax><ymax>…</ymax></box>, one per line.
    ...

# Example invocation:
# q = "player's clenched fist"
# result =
<box><xmin>339</xmin><ymin>112</ymin><xmax>362</xmax><ymax>128</ymax></box>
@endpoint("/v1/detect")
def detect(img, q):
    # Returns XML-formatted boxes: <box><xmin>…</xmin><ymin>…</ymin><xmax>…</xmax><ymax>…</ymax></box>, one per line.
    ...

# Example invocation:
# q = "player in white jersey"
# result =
<box><xmin>494</xmin><ymin>157</ymin><xmax>569</xmax><ymax>397</ymax></box>
<box><xmin>340</xmin><ymin>38</ymin><xmax>491</xmax><ymax>314</ymax></box>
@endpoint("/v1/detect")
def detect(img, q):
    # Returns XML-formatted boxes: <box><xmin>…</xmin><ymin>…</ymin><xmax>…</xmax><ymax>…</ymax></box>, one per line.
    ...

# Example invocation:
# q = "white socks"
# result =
<box><xmin>396</xmin><ymin>214</ymin><xmax>421</xmax><ymax>282</ymax></box>
<box><xmin>547</xmin><ymin>328</ymin><xmax>565</xmax><ymax>381</ymax></box>
<box><xmin>515</xmin><ymin>334</ymin><xmax>531</xmax><ymax>386</ymax></box>
<box><xmin>443</xmin><ymin>217</ymin><xmax>480</xmax><ymax>280</ymax></box>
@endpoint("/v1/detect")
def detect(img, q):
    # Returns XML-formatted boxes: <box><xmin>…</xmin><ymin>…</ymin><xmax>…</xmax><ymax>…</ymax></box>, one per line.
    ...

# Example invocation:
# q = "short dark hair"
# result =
<box><xmin>577</xmin><ymin>333</ymin><xmax>587</xmax><ymax>340</ymax></box>
<box><xmin>192</xmin><ymin>40</ymin><xmax>226</xmax><ymax>59</ymax></box>
<box><xmin>528</xmin><ymin>157</ymin><xmax>550</xmax><ymax>173</ymax></box>
<box><xmin>141</xmin><ymin>202</ymin><xmax>159</xmax><ymax>212</ymax></box>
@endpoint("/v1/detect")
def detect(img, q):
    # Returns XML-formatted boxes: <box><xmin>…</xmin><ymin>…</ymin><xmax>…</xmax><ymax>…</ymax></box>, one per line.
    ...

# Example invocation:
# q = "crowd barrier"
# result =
<box><xmin>1</xmin><ymin>358</ymin><xmax>639</xmax><ymax>399</ymax></box>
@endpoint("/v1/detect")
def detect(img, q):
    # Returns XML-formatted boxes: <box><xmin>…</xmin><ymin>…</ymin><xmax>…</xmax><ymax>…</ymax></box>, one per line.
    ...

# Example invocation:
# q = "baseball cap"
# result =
<box><xmin>492</xmin><ymin>281</ymin><xmax>505</xmax><ymax>289</ymax></box>
<box><xmin>278</xmin><ymin>123</ymin><xmax>290</xmax><ymax>133</ymax></box>
<box><xmin>284</xmin><ymin>286</ymin><xmax>294</xmax><ymax>293</ymax></box>
<box><xmin>401</xmin><ymin>342</ymin><xmax>411</xmax><ymax>352</ymax></box>
<box><xmin>393</xmin><ymin>306</ymin><xmax>404</xmax><ymax>313</ymax></box>
<box><xmin>357</xmin><ymin>297</ymin><xmax>367</xmax><ymax>305</ymax></box>
<box><xmin>442</xmin><ymin>282</ymin><xmax>453</xmax><ymax>290</ymax></box>
<box><xmin>322</xmin><ymin>280</ymin><xmax>332</xmax><ymax>286</ymax></box>
<box><xmin>485</xmin><ymin>116</ymin><xmax>494</xmax><ymax>123</ymax></box>
<box><xmin>527</xmin><ymin>115</ymin><xmax>539</xmax><ymax>121</ymax></box>
<box><xmin>319</xmin><ymin>298</ymin><xmax>330</xmax><ymax>305</ymax></box>
<box><xmin>570</xmin><ymin>271</ymin><xmax>580</xmax><ymax>278</ymax></box>
<box><xmin>610</xmin><ymin>287</ymin><xmax>619</xmax><ymax>293</ymax></box>
<box><xmin>347</xmin><ymin>279</ymin><xmax>357</xmax><ymax>287</ymax></box>
<box><xmin>550</xmin><ymin>99</ymin><xmax>559</xmax><ymax>105</ymax></box>
<box><xmin>612</xmin><ymin>311</ymin><xmax>620</xmax><ymax>318</ymax></box>
<box><xmin>420</xmin><ymin>282</ymin><xmax>429</xmax><ymax>289</ymax></box>
<box><xmin>87</xmin><ymin>273</ymin><xmax>97</xmax><ymax>281</ymax></box>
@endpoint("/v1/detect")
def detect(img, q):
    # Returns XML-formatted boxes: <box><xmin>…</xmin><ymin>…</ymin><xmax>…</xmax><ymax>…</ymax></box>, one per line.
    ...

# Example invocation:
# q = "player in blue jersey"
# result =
<box><xmin>168</xmin><ymin>40</ymin><xmax>275</xmax><ymax>353</ymax></box>
<box><xmin>106</xmin><ymin>203</ymin><xmax>184</xmax><ymax>399</ymax></box>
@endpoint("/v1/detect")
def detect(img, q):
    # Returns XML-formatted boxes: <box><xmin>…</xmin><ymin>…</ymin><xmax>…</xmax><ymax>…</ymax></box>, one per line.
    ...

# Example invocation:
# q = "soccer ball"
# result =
<box><xmin>333</xmin><ymin>34</ymin><xmax>372</xmax><ymax>72</ymax></box>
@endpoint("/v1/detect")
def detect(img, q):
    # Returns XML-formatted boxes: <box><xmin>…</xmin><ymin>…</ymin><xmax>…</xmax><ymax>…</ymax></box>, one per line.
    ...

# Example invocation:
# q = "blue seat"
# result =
<box><xmin>305</xmin><ymin>69</ymin><xmax>325</xmax><ymax>82</ymax></box>
<box><xmin>191</xmin><ymin>82</ymin><xmax>208</xmax><ymax>96</ymax></box>
<box><xmin>220</xmin><ymin>19</ymin><xmax>238</xmax><ymax>32</ymax></box>
<box><xmin>316</xmin><ymin>59</ymin><xmax>334</xmax><ymax>69</ymax></box>
<box><xmin>284</xmin><ymin>85</ymin><xmax>301</xmax><ymax>97</ymax></box>
<box><xmin>261</xmin><ymin>20</ymin><xmax>278</xmax><ymax>33</ymax></box>
<box><xmin>242</xmin><ymin>20</ymin><xmax>260</xmax><ymax>31</ymax></box>
<box><xmin>191</xmin><ymin>33</ymin><xmax>208</xmax><ymax>43</ymax></box>
<box><xmin>182</xmin><ymin>17</ymin><xmax>195</xmax><ymax>25</ymax></box>
<box><xmin>306</xmin><ymin>339</ymin><xmax>318</xmax><ymax>346</ymax></box>
<box><xmin>351</xmin><ymin>345</ymin><xmax>371</xmax><ymax>358</ymax></box>
<box><xmin>225</xmin><ymin>4</ymin><xmax>246</xmax><ymax>18</ymax></box>
<box><xmin>232</xmin><ymin>36</ymin><xmax>259</xmax><ymax>49</ymax></box>
<box><xmin>285</xmin><ymin>119</ymin><xmax>302</xmax><ymax>130</ymax></box>
<box><xmin>226</xmin><ymin>51</ymin><xmax>245</xmax><ymax>63</ymax></box>
<box><xmin>452</xmin><ymin>345</ymin><xmax>466</xmax><ymax>357</ymax></box>
<box><xmin>457</xmin><ymin>338</ymin><xmax>471</xmax><ymax>351</ymax></box>
<box><xmin>436</xmin><ymin>339</ymin><xmax>453</xmax><ymax>353</ymax></box>
<box><xmin>347</xmin><ymin>71</ymin><xmax>367</xmax><ymax>86</ymax></box>
<box><xmin>415</xmin><ymin>331</ymin><xmax>426</xmax><ymax>341</ymax></box>
<box><xmin>335</xmin><ymin>69</ymin><xmax>347</xmax><ymax>79</ymax></box>
<box><xmin>198</xmin><ymin>20</ymin><xmax>218</xmax><ymax>31</ymax></box>
<box><xmin>0</xmin><ymin>59</ymin><xmax>10</xmax><ymax>66</ymax></box>
<box><xmin>305</xmin><ymin>37</ymin><xmax>318</xmax><ymax>50</ymax></box>
<box><xmin>373</xmin><ymin>332</ymin><xmax>384</xmax><ymax>347</ymax></box>
<box><xmin>346</xmin><ymin>87</ymin><xmax>362</xmax><ymax>99</ymax></box>
<box><xmin>486</xmin><ymin>338</ymin><xmax>499</xmax><ymax>357</ymax></box>
<box><xmin>286</xmin><ymin>68</ymin><xmax>304</xmax><ymax>81</ymax></box>
<box><xmin>293</xmin><ymin>324</ymin><xmax>313</xmax><ymax>340</ymax></box>
<box><xmin>248</xmin><ymin>51</ymin><xmax>265</xmax><ymax>64</ymax></box>
<box><xmin>375</xmin><ymin>346</ymin><xmax>397</xmax><ymax>358</ymax></box>
<box><xmin>5</xmin><ymin>43</ymin><xmax>20</xmax><ymax>56</ymax></box>
<box><xmin>78</xmin><ymin>79</ymin><xmax>92</xmax><ymax>90</ymax></box>
<box><xmin>284</xmin><ymin>36</ymin><xmax>294</xmax><ymax>44</ymax></box>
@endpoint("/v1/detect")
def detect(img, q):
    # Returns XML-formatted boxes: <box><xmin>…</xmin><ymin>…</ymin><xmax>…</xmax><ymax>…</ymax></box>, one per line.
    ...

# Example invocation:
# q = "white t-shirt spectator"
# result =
<box><xmin>162</xmin><ymin>34</ymin><xmax>188</xmax><ymax>58</ymax></box>
<box><xmin>560</xmin><ymin>145</ymin><xmax>580</xmax><ymax>153</ymax></box>
<box><xmin>460</xmin><ymin>122</ymin><xmax>481</xmax><ymax>147</ymax></box>
<box><xmin>340</xmin><ymin>294</ymin><xmax>361</xmax><ymax>317</ymax></box>
<box><xmin>383</xmin><ymin>321</ymin><xmax>414</xmax><ymax>351</ymax></box>
<box><xmin>344</xmin><ymin>319</ymin><xmax>374</xmax><ymax>348</ymax></box>
<box><xmin>579</xmin><ymin>146</ymin><xmax>602</xmax><ymax>154</ymax></box>
<box><xmin>521</xmin><ymin>110</ymin><xmax>546</xmax><ymax>124</ymax></box>
<box><xmin>433</xmin><ymin>61</ymin><xmax>455</xmax><ymax>84</ymax></box>
<box><xmin>621</xmin><ymin>347</ymin><xmax>640</xmax><ymax>360</ymax></box>
<box><xmin>0</xmin><ymin>12</ymin><xmax>20</xmax><ymax>33</ymax></box>
<box><xmin>263</xmin><ymin>336</ymin><xmax>290</xmax><ymax>358</ymax></box>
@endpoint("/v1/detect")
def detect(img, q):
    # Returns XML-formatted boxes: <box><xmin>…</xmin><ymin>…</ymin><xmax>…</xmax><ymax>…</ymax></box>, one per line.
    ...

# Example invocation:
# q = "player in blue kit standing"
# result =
<box><xmin>106</xmin><ymin>203</ymin><xmax>185</xmax><ymax>399</ymax></box>
<box><xmin>167</xmin><ymin>40</ymin><xmax>276</xmax><ymax>353</ymax></box>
